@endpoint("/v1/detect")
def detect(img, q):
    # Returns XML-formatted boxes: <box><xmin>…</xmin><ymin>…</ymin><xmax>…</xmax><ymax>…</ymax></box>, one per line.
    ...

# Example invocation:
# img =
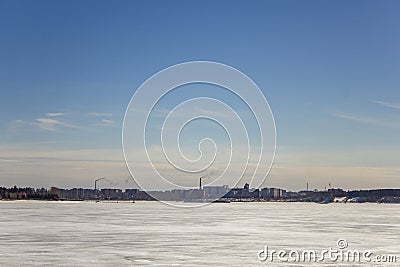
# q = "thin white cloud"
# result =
<box><xmin>98</xmin><ymin>119</ymin><xmax>115</xmax><ymax>127</ymax></box>
<box><xmin>374</xmin><ymin>100</ymin><xmax>400</xmax><ymax>110</ymax></box>
<box><xmin>88</xmin><ymin>112</ymin><xmax>113</xmax><ymax>117</ymax></box>
<box><xmin>330</xmin><ymin>112</ymin><xmax>399</xmax><ymax>128</ymax></box>
<box><xmin>35</xmin><ymin>118</ymin><xmax>78</xmax><ymax>131</ymax></box>
<box><xmin>10</xmin><ymin>111</ymin><xmax>84</xmax><ymax>132</ymax></box>
<box><xmin>87</xmin><ymin>113</ymin><xmax>115</xmax><ymax>127</ymax></box>
<box><xmin>1</xmin><ymin>143</ymin><xmax>399</xmax><ymax>190</ymax></box>
<box><xmin>0</xmin><ymin>146</ymin><xmax>129</xmax><ymax>188</ymax></box>
<box><xmin>46</xmin><ymin>112</ymin><xmax>67</xmax><ymax>117</ymax></box>
<box><xmin>35</xmin><ymin>118</ymin><xmax>62</xmax><ymax>131</ymax></box>
<box><xmin>12</xmin><ymin>117</ymin><xmax>78</xmax><ymax>132</ymax></box>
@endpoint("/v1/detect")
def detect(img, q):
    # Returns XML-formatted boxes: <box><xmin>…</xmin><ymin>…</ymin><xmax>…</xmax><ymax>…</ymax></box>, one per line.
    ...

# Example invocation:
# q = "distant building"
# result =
<box><xmin>125</xmin><ymin>189</ymin><xmax>139</xmax><ymax>199</ymax></box>
<box><xmin>49</xmin><ymin>187</ymin><xmax>62</xmax><ymax>199</ymax></box>
<box><xmin>261</xmin><ymin>188</ymin><xmax>286</xmax><ymax>199</ymax></box>
<box><xmin>327</xmin><ymin>188</ymin><xmax>346</xmax><ymax>197</ymax></box>
<box><xmin>224</xmin><ymin>184</ymin><xmax>260</xmax><ymax>199</ymax></box>
<box><xmin>203</xmin><ymin>185</ymin><xmax>229</xmax><ymax>199</ymax></box>
<box><xmin>101</xmin><ymin>188</ymin><xmax>123</xmax><ymax>199</ymax></box>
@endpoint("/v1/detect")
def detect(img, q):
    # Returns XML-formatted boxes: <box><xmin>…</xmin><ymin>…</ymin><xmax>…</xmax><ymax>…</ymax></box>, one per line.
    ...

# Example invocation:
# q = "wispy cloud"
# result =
<box><xmin>374</xmin><ymin>100</ymin><xmax>400</xmax><ymax>110</ymax></box>
<box><xmin>88</xmin><ymin>112</ymin><xmax>115</xmax><ymax>127</ymax></box>
<box><xmin>46</xmin><ymin>112</ymin><xmax>68</xmax><ymax>117</ymax></box>
<box><xmin>88</xmin><ymin>112</ymin><xmax>113</xmax><ymax>117</ymax></box>
<box><xmin>12</xmin><ymin>113</ymin><xmax>78</xmax><ymax>132</ymax></box>
<box><xmin>34</xmin><ymin>118</ymin><xmax>74</xmax><ymax>131</ymax></box>
<box><xmin>98</xmin><ymin>119</ymin><xmax>115</xmax><ymax>127</ymax></box>
<box><xmin>0</xmin><ymin>146</ymin><xmax>129</xmax><ymax>188</ymax></box>
<box><xmin>150</xmin><ymin>106</ymin><xmax>252</xmax><ymax>120</ymax></box>
<box><xmin>330</xmin><ymin>112</ymin><xmax>399</xmax><ymax>128</ymax></box>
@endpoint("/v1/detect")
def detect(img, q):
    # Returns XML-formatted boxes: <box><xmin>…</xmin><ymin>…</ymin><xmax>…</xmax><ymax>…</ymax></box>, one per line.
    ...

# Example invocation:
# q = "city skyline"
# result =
<box><xmin>1</xmin><ymin>0</ymin><xmax>400</xmax><ymax>190</ymax></box>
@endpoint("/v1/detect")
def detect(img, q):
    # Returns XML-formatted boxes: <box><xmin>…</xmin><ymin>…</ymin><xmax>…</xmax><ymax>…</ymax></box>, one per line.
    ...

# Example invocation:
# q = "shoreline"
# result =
<box><xmin>1</xmin><ymin>198</ymin><xmax>399</xmax><ymax>204</ymax></box>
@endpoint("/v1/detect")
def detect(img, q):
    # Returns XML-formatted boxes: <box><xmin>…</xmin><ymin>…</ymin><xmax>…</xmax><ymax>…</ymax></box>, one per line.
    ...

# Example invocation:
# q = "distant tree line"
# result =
<box><xmin>0</xmin><ymin>186</ymin><xmax>59</xmax><ymax>200</ymax></box>
<box><xmin>1</xmin><ymin>185</ymin><xmax>400</xmax><ymax>203</ymax></box>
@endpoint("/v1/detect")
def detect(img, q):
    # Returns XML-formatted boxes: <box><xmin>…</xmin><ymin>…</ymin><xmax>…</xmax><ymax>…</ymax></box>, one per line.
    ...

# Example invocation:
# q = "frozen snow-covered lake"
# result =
<box><xmin>0</xmin><ymin>201</ymin><xmax>398</xmax><ymax>266</ymax></box>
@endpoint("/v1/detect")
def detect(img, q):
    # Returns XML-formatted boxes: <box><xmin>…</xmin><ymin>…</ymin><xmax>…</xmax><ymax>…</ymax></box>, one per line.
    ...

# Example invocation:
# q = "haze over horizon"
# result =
<box><xmin>1</xmin><ymin>0</ymin><xmax>399</xmax><ymax>191</ymax></box>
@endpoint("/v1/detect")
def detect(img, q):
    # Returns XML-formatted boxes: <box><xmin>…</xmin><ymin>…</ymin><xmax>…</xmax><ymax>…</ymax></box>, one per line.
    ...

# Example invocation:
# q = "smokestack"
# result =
<box><xmin>199</xmin><ymin>177</ymin><xmax>202</xmax><ymax>190</ymax></box>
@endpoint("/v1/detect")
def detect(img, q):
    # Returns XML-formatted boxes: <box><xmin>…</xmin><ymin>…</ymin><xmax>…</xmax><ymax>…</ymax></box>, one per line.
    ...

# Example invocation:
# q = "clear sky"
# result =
<box><xmin>0</xmin><ymin>0</ymin><xmax>399</xmax><ymax>190</ymax></box>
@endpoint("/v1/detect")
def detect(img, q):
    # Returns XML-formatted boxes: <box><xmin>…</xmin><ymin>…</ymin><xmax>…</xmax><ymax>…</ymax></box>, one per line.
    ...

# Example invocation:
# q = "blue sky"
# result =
<box><xmin>0</xmin><ymin>0</ymin><xmax>399</xmax><ymax>190</ymax></box>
